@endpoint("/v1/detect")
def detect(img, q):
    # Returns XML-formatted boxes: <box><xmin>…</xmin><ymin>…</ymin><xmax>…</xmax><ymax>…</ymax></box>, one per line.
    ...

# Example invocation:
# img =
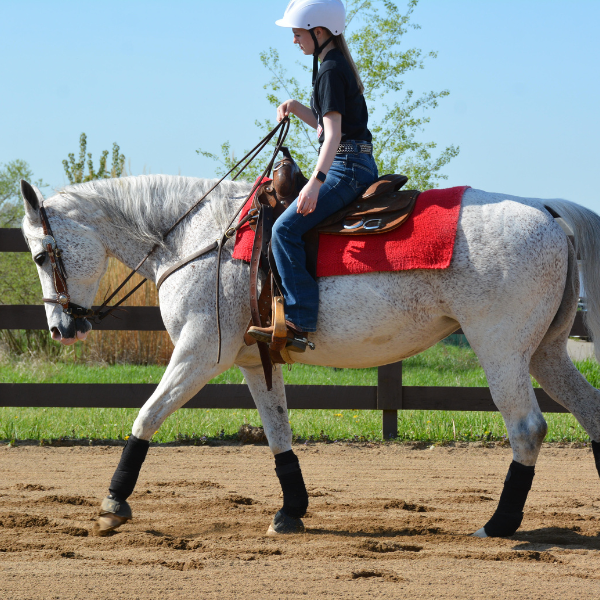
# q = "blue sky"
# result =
<box><xmin>2</xmin><ymin>0</ymin><xmax>599</xmax><ymax>212</ymax></box>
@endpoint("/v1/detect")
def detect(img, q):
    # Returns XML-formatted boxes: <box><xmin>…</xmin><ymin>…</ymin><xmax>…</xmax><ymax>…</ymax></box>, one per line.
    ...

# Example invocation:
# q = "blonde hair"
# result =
<box><xmin>334</xmin><ymin>33</ymin><xmax>364</xmax><ymax>95</ymax></box>
<box><xmin>317</xmin><ymin>27</ymin><xmax>365</xmax><ymax>95</ymax></box>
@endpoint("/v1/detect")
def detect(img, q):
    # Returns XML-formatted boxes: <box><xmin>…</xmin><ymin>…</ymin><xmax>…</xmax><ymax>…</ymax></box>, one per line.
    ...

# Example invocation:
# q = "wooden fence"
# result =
<box><xmin>0</xmin><ymin>228</ymin><xmax>588</xmax><ymax>439</ymax></box>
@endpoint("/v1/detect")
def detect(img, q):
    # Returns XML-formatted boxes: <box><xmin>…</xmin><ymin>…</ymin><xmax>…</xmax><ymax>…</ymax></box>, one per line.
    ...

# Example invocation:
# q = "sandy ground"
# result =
<box><xmin>1</xmin><ymin>442</ymin><xmax>600</xmax><ymax>600</ymax></box>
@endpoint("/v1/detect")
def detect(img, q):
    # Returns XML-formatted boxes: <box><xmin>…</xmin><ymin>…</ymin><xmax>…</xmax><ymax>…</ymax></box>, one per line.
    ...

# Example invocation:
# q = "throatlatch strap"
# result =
<box><xmin>275</xmin><ymin>450</ymin><xmax>309</xmax><ymax>519</ymax></box>
<box><xmin>108</xmin><ymin>435</ymin><xmax>150</xmax><ymax>501</ymax></box>
<box><xmin>483</xmin><ymin>460</ymin><xmax>535</xmax><ymax>537</ymax></box>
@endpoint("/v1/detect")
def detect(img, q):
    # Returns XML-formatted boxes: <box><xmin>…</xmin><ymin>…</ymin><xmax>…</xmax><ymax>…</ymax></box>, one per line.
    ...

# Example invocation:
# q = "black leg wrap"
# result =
<box><xmin>275</xmin><ymin>450</ymin><xmax>309</xmax><ymax>519</ymax></box>
<box><xmin>483</xmin><ymin>461</ymin><xmax>535</xmax><ymax>537</ymax></box>
<box><xmin>108</xmin><ymin>435</ymin><xmax>150</xmax><ymax>501</ymax></box>
<box><xmin>592</xmin><ymin>441</ymin><xmax>600</xmax><ymax>479</ymax></box>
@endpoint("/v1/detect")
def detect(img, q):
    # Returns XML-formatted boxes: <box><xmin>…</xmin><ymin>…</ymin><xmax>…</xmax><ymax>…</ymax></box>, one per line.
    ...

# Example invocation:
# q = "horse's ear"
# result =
<box><xmin>21</xmin><ymin>180</ymin><xmax>43</xmax><ymax>222</ymax></box>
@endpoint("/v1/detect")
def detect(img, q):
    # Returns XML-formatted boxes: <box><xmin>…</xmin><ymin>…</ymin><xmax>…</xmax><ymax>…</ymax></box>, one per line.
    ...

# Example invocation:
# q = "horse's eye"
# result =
<box><xmin>34</xmin><ymin>251</ymin><xmax>47</xmax><ymax>266</ymax></box>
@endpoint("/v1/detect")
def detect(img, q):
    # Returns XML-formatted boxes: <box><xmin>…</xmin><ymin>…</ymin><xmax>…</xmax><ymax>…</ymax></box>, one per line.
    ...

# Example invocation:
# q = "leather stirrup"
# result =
<box><xmin>269</xmin><ymin>296</ymin><xmax>287</xmax><ymax>352</ymax></box>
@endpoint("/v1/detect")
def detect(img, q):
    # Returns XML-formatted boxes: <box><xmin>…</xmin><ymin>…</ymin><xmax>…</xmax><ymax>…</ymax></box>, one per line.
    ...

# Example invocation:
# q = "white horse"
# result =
<box><xmin>20</xmin><ymin>175</ymin><xmax>600</xmax><ymax>538</ymax></box>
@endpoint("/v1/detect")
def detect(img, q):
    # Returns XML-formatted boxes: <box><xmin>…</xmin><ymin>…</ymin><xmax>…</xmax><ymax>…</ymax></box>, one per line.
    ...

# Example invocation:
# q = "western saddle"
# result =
<box><xmin>245</xmin><ymin>147</ymin><xmax>420</xmax><ymax>389</ymax></box>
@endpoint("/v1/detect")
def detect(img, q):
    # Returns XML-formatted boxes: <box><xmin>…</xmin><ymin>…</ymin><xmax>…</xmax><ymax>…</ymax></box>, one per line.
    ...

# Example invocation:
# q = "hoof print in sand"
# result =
<box><xmin>338</xmin><ymin>570</ymin><xmax>405</xmax><ymax>582</ymax></box>
<box><xmin>0</xmin><ymin>513</ymin><xmax>50</xmax><ymax>528</ymax></box>
<box><xmin>383</xmin><ymin>500</ymin><xmax>429</xmax><ymax>512</ymax></box>
<box><xmin>358</xmin><ymin>540</ymin><xmax>422</xmax><ymax>553</ymax></box>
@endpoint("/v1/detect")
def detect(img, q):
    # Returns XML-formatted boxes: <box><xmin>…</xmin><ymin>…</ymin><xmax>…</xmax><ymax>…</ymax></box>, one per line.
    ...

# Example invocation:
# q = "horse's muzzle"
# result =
<box><xmin>51</xmin><ymin>312</ymin><xmax>92</xmax><ymax>345</ymax></box>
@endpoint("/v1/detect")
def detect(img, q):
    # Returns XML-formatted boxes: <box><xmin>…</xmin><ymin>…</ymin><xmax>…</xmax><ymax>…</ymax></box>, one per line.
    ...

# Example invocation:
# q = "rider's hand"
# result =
<box><xmin>277</xmin><ymin>100</ymin><xmax>295</xmax><ymax>123</ymax></box>
<box><xmin>297</xmin><ymin>178</ymin><xmax>322</xmax><ymax>216</ymax></box>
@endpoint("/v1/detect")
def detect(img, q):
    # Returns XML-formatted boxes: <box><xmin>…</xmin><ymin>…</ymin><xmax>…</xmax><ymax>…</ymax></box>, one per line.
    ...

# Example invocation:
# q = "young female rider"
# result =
<box><xmin>248</xmin><ymin>0</ymin><xmax>378</xmax><ymax>346</ymax></box>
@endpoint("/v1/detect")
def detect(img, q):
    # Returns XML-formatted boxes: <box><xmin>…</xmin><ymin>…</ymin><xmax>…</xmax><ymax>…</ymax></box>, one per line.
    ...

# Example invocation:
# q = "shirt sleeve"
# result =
<box><xmin>316</xmin><ymin>67</ymin><xmax>347</xmax><ymax>117</ymax></box>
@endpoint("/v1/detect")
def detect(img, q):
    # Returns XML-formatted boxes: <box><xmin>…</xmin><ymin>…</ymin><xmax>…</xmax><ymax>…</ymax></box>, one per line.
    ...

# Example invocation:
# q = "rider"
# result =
<box><xmin>248</xmin><ymin>0</ymin><xmax>378</xmax><ymax>346</ymax></box>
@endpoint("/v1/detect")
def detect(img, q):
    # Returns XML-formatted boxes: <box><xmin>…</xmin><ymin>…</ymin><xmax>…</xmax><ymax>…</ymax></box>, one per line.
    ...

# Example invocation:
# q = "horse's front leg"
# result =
<box><xmin>93</xmin><ymin>325</ymin><xmax>231</xmax><ymax>536</ymax></box>
<box><xmin>238</xmin><ymin>363</ymin><xmax>309</xmax><ymax>535</ymax></box>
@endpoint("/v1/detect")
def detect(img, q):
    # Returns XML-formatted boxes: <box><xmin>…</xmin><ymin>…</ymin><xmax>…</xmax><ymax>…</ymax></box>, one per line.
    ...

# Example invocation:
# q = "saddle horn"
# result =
<box><xmin>279</xmin><ymin>147</ymin><xmax>293</xmax><ymax>160</ymax></box>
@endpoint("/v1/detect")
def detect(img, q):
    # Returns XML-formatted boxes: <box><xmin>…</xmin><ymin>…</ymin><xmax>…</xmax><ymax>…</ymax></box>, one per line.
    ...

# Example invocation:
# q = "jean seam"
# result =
<box><xmin>353</xmin><ymin>162</ymin><xmax>374</xmax><ymax>175</ymax></box>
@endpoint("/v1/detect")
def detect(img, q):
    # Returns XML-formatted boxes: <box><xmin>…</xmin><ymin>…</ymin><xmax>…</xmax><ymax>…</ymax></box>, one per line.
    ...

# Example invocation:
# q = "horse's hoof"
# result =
<box><xmin>266</xmin><ymin>510</ymin><xmax>305</xmax><ymax>535</ymax></box>
<box><xmin>91</xmin><ymin>496</ymin><xmax>132</xmax><ymax>536</ymax></box>
<box><xmin>472</xmin><ymin>527</ymin><xmax>488</xmax><ymax>538</ymax></box>
<box><xmin>92</xmin><ymin>513</ymin><xmax>130</xmax><ymax>536</ymax></box>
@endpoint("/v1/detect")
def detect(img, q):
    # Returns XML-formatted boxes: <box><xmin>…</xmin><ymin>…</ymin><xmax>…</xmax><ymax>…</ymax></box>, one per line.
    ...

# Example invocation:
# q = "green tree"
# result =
<box><xmin>63</xmin><ymin>132</ymin><xmax>125</xmax><ymax>184</ymax></box>
<box><xmin>0</xmin><ymin>159</ymin><xmax>45</xmax><ymax>228</ymax></box>
<box><xmin>0</xmin><ymin>160</ymin><xmax>47</xmax><ymax>307</ymax></box>
<box><xmin>198</xmin><ymin>0</ymin><xmax>458</xmax><ymax>190</ymax></box>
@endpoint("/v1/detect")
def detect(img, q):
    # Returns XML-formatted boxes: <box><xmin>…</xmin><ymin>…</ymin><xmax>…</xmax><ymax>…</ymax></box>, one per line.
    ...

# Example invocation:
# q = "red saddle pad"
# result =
<box><xmin>232</xmin><ymin>183</ymin><xmax>468</xmax><ymax>277</ymax></box>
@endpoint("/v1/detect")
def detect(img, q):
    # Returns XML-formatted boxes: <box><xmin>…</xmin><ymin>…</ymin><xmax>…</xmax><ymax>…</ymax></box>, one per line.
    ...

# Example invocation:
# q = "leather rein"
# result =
<box><xmin>40</xmin><ymin>118</ymin><xmax>291</xmax><ymax>362</ymax></box>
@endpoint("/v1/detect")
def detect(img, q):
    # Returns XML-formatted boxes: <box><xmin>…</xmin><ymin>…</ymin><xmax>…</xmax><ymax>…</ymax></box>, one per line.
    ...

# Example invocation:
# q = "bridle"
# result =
<box><xmin>35</xmin><ymin>118</ymin><xmax>291</xmax><ymax>359</ymax></box>
<box><xmin>38</xmin><ymin>203</ymin><xmax>100</xmax><ymax>320</ymax></box>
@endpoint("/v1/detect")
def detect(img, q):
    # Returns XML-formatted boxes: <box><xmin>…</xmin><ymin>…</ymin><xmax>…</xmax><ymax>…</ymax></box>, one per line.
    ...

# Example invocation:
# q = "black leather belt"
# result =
<box><xmin>337</xmin><ymin>141</ymin><xmax>373</xmax><ymax>154</ymax></box>
<box><xmin>319</xmin><ymin>141</ymin><xmax>373</xmax><ymax>155</ymax></box>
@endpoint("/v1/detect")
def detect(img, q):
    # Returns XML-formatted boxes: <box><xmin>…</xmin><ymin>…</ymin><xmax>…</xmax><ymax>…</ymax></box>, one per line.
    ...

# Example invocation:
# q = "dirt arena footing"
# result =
<box><xmin>1</xmin><ymin>443</ymin><xmax>599</xmax><ymax>599</ymax></box>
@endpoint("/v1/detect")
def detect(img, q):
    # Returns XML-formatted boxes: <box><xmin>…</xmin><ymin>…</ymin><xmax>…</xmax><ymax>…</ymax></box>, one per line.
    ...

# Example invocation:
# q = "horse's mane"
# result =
<box><xmin>55</xmin><ymin>174</ymin><xmax>252</xmax><ymax>250</ymax></box>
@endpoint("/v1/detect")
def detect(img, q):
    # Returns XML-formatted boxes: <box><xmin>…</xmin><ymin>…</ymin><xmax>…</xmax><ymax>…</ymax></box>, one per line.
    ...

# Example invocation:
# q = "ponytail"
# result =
<box><xmin>317</xmin><ymin>28</ymin><xmax>365</xmax><ymax>95</ymax></box>
<box><xmin>334</xmin><ymin>34</ymin><xmax>364</xmax><ymax>95</ymax></box>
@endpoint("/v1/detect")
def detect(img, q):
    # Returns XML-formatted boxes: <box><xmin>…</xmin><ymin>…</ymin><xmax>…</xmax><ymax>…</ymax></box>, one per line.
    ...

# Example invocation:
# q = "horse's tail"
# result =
<box><xmin>544</xmin><ymin>199</ymin><xmax>600</xmax><ymax>361</ymax></box>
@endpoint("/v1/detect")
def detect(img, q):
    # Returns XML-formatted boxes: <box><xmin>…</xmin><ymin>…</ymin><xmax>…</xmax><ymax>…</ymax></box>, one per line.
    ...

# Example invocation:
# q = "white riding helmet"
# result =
<box><xmin>275</xmin><ymin>0</ymin><xmax>346</xmax><ymax>36</ymax></box>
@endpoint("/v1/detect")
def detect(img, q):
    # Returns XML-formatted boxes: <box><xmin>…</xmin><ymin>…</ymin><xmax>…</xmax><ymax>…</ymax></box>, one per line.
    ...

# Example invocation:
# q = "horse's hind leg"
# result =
<box><xmin>238</xmin><ymin>363</ymin><xmax>308</xmax><ymax>535</ymax></box>
<box><xmin>470</xmin><ymin>352</ymin><xmax>547</xmax><ymax>538</ymax></box>
<box><xmin>531</xmin><ymin>344</ymin><xmax>600</xmax><ymax>459</ymax></box>
<box><xmin>529</xmin><ymin>241</ymin><xmax>600</xmax><ymax>474</ymax></box>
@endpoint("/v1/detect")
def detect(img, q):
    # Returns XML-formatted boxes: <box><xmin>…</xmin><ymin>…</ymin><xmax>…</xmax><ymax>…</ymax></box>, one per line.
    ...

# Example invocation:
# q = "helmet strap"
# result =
<box><xmin>310</xmin><ymin>29</ymin><xmax>335</xmax><ymax>86</ymax></box>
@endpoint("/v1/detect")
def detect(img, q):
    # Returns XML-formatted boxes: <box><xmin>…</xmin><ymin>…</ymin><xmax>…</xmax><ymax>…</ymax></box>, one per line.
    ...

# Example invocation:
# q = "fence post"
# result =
<box><xmin>377</xmin><ymin>361</ymin><xmax>403</xmax><ymax>439</ymax></box>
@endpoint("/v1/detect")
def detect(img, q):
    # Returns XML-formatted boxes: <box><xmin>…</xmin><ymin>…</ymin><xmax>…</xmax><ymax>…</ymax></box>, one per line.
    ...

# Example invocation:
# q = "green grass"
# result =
<box><xmin>1</xmin><ymin>343</ymin><xmax>598</xmax><ymax>444</ymax></box>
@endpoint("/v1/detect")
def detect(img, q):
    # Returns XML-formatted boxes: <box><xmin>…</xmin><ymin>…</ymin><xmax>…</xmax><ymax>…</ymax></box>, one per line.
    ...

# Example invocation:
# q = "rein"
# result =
<box><xmin>41</xmin><ymin>118</ymin><xmax>290</xmax><ymax>362</ymax></box>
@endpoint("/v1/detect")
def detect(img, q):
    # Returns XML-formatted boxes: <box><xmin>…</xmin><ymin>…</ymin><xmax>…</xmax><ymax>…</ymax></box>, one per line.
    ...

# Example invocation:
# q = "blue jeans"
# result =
<box><xmin>271</xmin><ymin>150</ymin><xmax>379</xmax><ymax>332</ymax></box>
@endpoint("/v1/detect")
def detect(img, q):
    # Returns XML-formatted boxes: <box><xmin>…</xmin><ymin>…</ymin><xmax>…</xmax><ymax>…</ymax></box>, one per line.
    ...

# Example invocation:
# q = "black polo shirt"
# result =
<box><xmin>310</xmin><ymin>47</ymin><xmax>372</xmax><ymax>145</ymax></box>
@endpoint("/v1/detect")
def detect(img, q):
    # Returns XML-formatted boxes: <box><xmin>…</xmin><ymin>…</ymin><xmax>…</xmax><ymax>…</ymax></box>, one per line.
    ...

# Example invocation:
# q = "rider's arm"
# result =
<box><xmin>296</xmin><ymin>111</ymin><xmax>342</xmax><ymax>216</ymax></box>
<box><xmin>277</xmin><ymin>100</ymin><xmax>318</xmax><ymax>129</ymax></box>
<box><xmin>314</xmin><ymin>111</ymin><xmax>342</xmax><ymax>176</ymax></box>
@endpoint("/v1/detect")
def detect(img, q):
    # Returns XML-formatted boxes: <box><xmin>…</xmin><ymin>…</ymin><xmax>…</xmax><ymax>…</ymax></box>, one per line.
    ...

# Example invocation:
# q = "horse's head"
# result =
<box><xmin>20</xmin><ymin>180</ymin><xmax>109</xmax><ymax>345</ymax></box>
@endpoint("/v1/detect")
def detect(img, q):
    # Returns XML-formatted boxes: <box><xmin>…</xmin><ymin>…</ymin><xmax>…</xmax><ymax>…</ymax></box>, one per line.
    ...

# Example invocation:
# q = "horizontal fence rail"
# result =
<box><xmin>0</xmin><ymin>305</ymin><xmax>590</xmax><ymax>337</ymax></box>
<box><xmin>0</xmin><ymin>228</ymin><xmax>28</xmax><ymax>252</ymax></box>
<box><xmin>0</xmin><ymin>228</ymin><xmax>587</xmax><ymax>438</ymax></box>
